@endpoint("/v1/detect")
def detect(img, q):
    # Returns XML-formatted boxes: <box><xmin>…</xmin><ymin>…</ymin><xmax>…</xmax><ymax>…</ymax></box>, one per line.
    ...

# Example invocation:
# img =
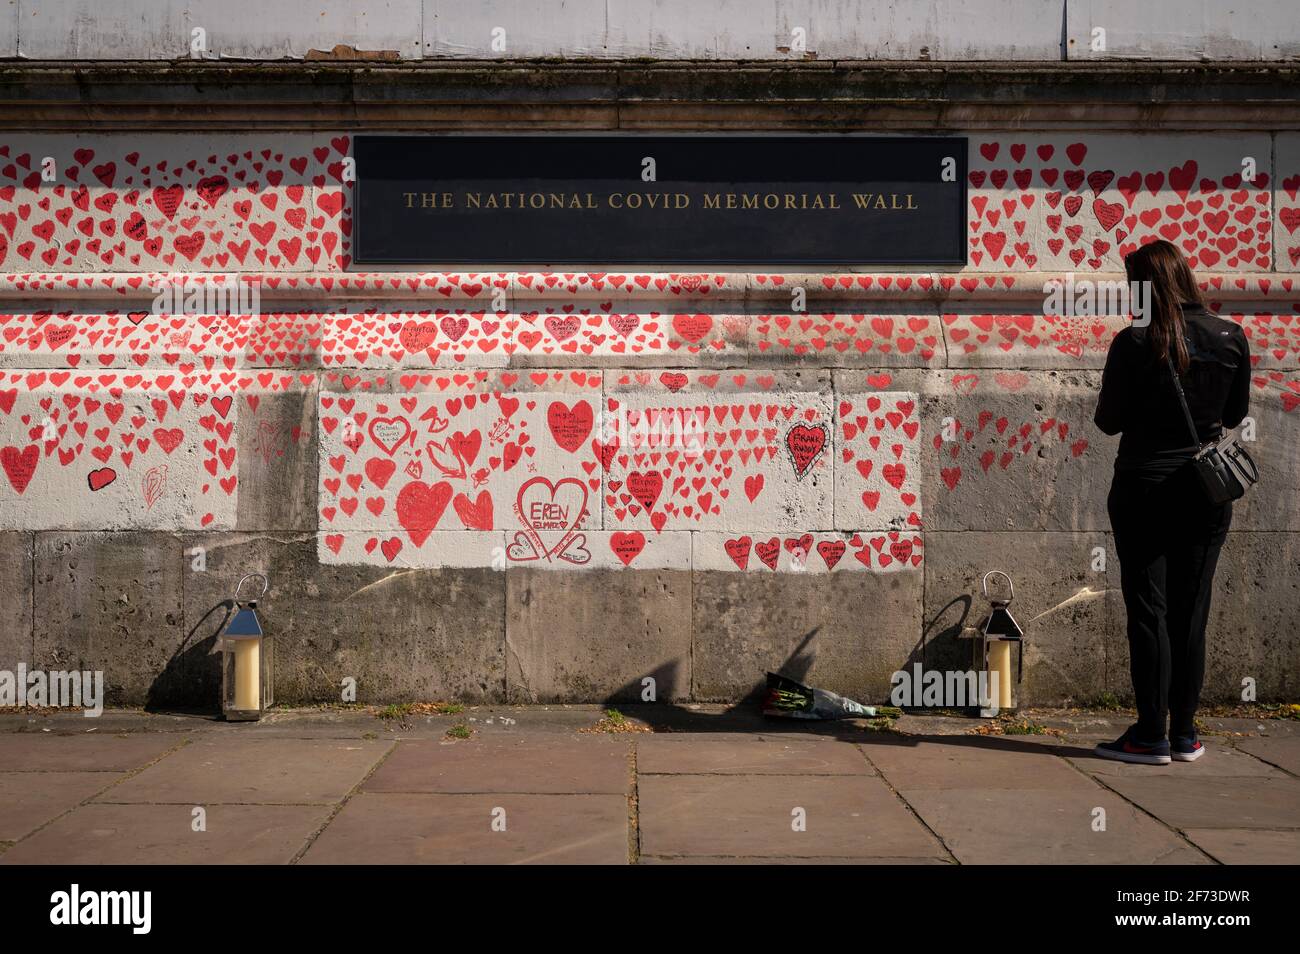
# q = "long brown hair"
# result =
<box><xmin>1122</xmin><ymin>239</ymin><xmax>1203</xmax><ymax>373</ymax></box>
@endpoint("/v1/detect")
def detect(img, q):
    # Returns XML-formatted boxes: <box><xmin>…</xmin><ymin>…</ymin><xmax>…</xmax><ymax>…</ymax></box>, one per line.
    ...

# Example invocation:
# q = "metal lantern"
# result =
<box><xmin>220</xmin><ymin>573</ymin><xmax>273</xmax><ymax>721</ymax></box>
<box><xmin>959</xmin><ymin>570</ymin><xmax>1024</xmax><ymax>717</ymax></box>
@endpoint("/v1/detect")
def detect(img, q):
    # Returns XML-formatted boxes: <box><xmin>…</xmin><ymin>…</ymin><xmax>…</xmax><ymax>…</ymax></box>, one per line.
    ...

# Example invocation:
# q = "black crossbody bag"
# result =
<box><xmin>1166</xmin><ymin>354</ymin><xmax>1259</xmax><ymax>505</ymax></box>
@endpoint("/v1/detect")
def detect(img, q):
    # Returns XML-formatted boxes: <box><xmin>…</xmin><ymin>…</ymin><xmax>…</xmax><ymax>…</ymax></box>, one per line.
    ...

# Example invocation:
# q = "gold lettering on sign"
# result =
<box><xmin>402</xmin><ymin>191</ymin><xmax>455</xmax><ymax>208</ymax></box>
<box><xmin>403</xmin><ymin>190</ymin><xmax>917</xmax><ymax>212</ymax></box>
<box><xmin>460</xmin><ymin>192</ymin><xmax>602</xmax><ymax>209</ymax></box>
<box><xmin>849</xmin><ymin>193</ymin><xmax>919</xmax><ymax>210</ymax></box>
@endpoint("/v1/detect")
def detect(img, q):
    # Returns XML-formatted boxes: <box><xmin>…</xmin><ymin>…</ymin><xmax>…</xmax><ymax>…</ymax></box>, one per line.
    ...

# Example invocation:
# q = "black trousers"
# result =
<box><xmin>1108</xmin><ymin>465</ymin><xmax>1231</xmax><ymax>740</ymax></box>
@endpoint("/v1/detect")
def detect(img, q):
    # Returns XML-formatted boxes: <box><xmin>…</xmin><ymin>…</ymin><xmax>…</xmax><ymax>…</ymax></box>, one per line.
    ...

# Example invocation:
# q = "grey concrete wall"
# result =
<box><xmin>9</xmin><ymin>1</ymin><xmax>1300</xmax><ymax>61</ymax></box>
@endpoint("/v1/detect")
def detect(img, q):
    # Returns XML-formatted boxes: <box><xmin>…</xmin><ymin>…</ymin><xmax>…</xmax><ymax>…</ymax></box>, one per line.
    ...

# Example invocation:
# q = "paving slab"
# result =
<box><xmin>98</xmin><ymin>738</ymin><xmax>392</xmax><ymax>805</ymax></box>
<box><xmin>1068</xmin><ymin>743</ymin><xmax>1288</xmax><ymax>779</ymax></box>
<box><xmin>637</xmin><ymin>734</ymin><xmax>874</xmax><ymax>776</ymax></box>
<box><xmin>861</xmin><ymin>737</ymin><xmax>1089</xmax><ymax>790</ymax></box>
<box><xmin>0</xmin><ymin>733</ymin><xmax>181</xmax><ymax>772</ymax></box>
<box><xmin>1182</xmin><ymin>828</ymin><xmax>1300</xmax><ymax>865</ymax></box>
<box><xmin>300</xmin><ymin>793</ymin><xmax>628</xmax><ymax>864</ymax></box>
<box><xmin>0</xmin><ymin>772</ymin><xmax>120</xmax><ymax>841</ymax></box>
<box><xmin>637</xmin><ymin>774</ymin><xmax>946</xmax><ymax>860</ymax></box>
<box><xmin>0</xmin><ymin>804</ymin><xmax>330</xmax><ymax>864</ymax></box>
<box><xmin>903</xmin><ymin>788</ymin><xmax>1210</xmax><ymax>864</ymax></box>
<box><xmin>363</xmin><ymin>737</ymin><xmax>630</xmax><ymax>794</ymax></box>
<box><xmin>1201</xmin><ymin>717</ymin><xmax>1300</xmax><ymax>738</ymax></box>
<box><xmin>638</xmin><ymin>855</ymin><xmax>951</xmax><ymax>865</ymax></box>
<box><xmin>1233</xmin><ymin>736</ymin><xmax>1300</xmax><ymax>775</ymax></box>
<box><xmin>1099</xmin><ymin>776</ymin><xmax>1300</xmax><ymax>830</ymax></box>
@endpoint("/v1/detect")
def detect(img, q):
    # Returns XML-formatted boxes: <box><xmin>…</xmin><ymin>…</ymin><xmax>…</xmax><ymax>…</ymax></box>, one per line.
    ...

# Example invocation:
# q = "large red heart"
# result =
<box><xmin>369</xmin><ymin>416</ymin><xmax>412</xmax><ymax>456</ymax></box>
<box><xmin>196</xmin><ymin>175</ymin><xmax>229</xmax><ymax>207</ymax></box>
<box><xmin>785</xmin><ymin>423</ymin><xmax>827</xmax><ymax>479</ymax></box>
<box><xmin>626</xmin><ymin>470</ymin><xmax>663</xmax><ymax>511</ymax></box>
<box><xmin>395</xmin><ymin>480</ymin><xmax>452</xmax><ymax>547</ymax></box>
<box><xmin>0</xmin><ymin>444</ymin><xmax>38</xmax><ymax>494</ymax></box>
<box><xmin>755</xmin><ymin>537</ymin><xmax>781</xmax><ymax>570</ymax></box>
<box><xmin>453</xmin><ymin>490</ymin><xmax>494</xmax><ymax>531</ymax></box>
<box><xmin>398</xmin><ymin>320</ymin><xmax>438</xmax><ymax>353</ymax></box>
<box><xmin>87</xmin><ymin>467</ymin><xmax>117</xmax><ymax>492</ymax></box>
<box><xmin>364</xmin><ymin>457</ymin><xmax>396</xmax><ymax>490</ymax></box>
<box><xmin>609</xmin><ymin>531</ymin><xmax>645</xmax><ymax>567</ymax></box>
<box><xmin>546</xmin><ymin>400</ymin><xmax>593</xmax><ymax>453</ymax></box>
<box><xmin>724</xmin><ymin>535</ymin><xmax>752</xmax><ymax>570</ymax></box>
<box><xmin>515</xmin><ymin>476</ymin><xmax>588</xmax><ymax>558</ymax></box>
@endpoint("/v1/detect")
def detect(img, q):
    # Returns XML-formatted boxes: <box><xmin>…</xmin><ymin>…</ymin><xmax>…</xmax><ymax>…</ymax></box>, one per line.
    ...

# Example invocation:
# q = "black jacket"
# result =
<box><xmin>1094</xmin><ymin>305</ymin><xmax>1251</xmax><ymax>471</ymax></box>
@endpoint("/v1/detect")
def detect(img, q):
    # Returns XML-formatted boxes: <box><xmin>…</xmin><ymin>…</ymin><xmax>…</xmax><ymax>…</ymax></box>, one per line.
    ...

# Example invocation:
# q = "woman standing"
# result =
<box><xmin>1093</xmin><ymin>240</ymin><xmax>1251</xmax><ymax>765</ymax></box>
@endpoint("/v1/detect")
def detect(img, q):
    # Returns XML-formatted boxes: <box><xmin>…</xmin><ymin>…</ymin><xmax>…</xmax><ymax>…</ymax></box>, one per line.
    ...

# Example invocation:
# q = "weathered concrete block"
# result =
<box><xmin>505</xmin><ymin>568</ymin><xmax>691</xmax><ymax>703</ymax></box>
<box><xmin>0</xmin><ymin>532</ymin><xmax>33</xmax><ymax>668</ymax></box>
<box><xmin>0</xmin><ymin>374</ymin><xmax>239</xmax><ymax>532</ymax></box>
<box><xmin>923</xmin><ymin>531</ymin><xmax>1120</xmax><ymax>706</ymax></box>
<box><xmin>317</xmin><ymin>370</ymin><xmax>604</xmax><ymax>570</ymax></box>
<box><xmin>690</xmin><ymin>566</ymin><xmax>922</xmax><ymax>702</ymax></box>
<box><xmin>1278</xmin><ymin>134</ymin><xmax>1300</xmax><ymax>278</ymax></box>
<box><xmin>967</xmin><ymin>133</ymin><xmax>1275</xmax><ymax>273</ymax></box>
<box><xmin>235</xmin><ymin>385</ymin><xmax>319</xmax><ymax>531</ymax></box>
<box><xmin>32</xmin><ymin>532</ymin><xmax>185</xmax><ymax>707</ymax></box>
<box><xmin>0</xmin><ymin>134</ymin><xmax>340</xmax><ymax>274</ymax></box>
<box><xmin>1217</xmin><ymin>387</ymin><xmax>1300</xmax><ymax>533</ymax></box>
<box><xmin>1103</xmin><ymin>531</ymin><xmax>1300</xmax><ymax>705</ymax></box>
<box><xmin>182</xmin><ymin>533</ymin><xmax>506</xmax><ymax>707</ymax></box>
<box><xmin>605</xmin><ymin>369</ymin><xmax>835</xmax><ymax>533</ymax></box>
<box><xmin>919</xmin><ymin>370</ymin><xmax>1110</xmax><ymax>532</ymax></box>
<box><xmin>832</xmin><ymin>387</ymin><xmax>924</xmax><ymax>531</ymax></box>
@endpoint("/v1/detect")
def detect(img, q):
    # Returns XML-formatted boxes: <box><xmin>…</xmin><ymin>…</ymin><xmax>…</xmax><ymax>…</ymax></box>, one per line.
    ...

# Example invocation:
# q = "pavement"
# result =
<box><xmin>0</xmin><ymin>705</ymin><xmax>1297</xmax><ymax>865</ymax></box>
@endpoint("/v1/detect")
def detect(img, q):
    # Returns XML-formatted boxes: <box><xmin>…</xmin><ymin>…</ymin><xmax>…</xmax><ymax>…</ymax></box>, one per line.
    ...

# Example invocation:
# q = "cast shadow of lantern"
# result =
<box><xmin>144</xmin><ymin>599</ymin><xmax>233</xmax><ymax>713</ymax></box>
<box><xmin>913</xmin><ymin>594</ymin><xmax>975</xmax><ymax>677</ymax></box>
<box><xmin>602</xmin><ymin>597</ymin><xmax>978</xmax><ymax>733</ymax></box>
<box><xmin>601</xmin><ymin>626</ymin><xmax>822</xmax><ymax>733</ymax></box>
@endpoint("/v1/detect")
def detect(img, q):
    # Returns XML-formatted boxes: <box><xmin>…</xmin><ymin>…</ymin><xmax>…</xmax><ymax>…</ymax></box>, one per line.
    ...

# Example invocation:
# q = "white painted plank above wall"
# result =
<box><xmin>0</xmin><ymin>0</ymin><xmax>16</xmax><ymax>58</ymax></box>
<box><xmin>425</xmin><ymin>0</ymin><xmax>614</xmax><ymax>59</ymax></box>
<box><xmin>6</xmin><ymin>0</ymin><xmax>1300</xmax><ymax>61</ymax></box>
<box><xmin>426</xmin><ymin>0</ymin><xmax>1065</xmax><ymax>60</ymax></box>
<box><xmin>774</xmin><ymin>0</ymin><xmax>1065</xmax><ymax>60</ymax></box>
<box><xmin>17</xmin><ymin>0</ymin><xmax>423</xmax><ymax>60</ymax></box>
<box><xmin>1067</xmin><ymin>0</ymin><xmax>1300</xmax><ymax>60</ymax></box>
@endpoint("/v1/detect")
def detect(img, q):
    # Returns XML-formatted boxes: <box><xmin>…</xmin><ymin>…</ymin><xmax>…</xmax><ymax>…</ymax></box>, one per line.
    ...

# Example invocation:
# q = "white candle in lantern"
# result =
<box><xmin>233</xmin><ymin>639</ymin><xmax>261</xmax><ymax>711</ymax></box>
<box><xmin>988</xmin><ymin>640</ymin><xmax>1013</xmax><ymax>710</ymax></box>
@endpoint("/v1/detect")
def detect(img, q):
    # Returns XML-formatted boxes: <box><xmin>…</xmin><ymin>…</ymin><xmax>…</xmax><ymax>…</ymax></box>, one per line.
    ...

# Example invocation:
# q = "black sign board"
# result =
<box><xmin>353</xmin><ymin>135</ymin><xmax>967</xmax><ymax>266</ymax></box>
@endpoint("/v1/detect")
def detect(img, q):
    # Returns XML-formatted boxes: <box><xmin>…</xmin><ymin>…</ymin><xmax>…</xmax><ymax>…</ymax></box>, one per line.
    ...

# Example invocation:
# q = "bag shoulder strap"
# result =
<box><xmin>1164</xmin><ymin>352</ymin><xmax>1202</xmax><ymax>447</ymax></box>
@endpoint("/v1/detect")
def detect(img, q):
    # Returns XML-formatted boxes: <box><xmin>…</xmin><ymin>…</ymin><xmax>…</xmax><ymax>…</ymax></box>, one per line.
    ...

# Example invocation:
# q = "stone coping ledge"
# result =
<box><xmin>4</xmin><ymin>60</ymin><xmax>1300</xmax><ymax>131</ymax></box>
<box><xmin>0</xmin><ymin>271</ymin><xmax>1293</xmax><ymax>304</ymax></box>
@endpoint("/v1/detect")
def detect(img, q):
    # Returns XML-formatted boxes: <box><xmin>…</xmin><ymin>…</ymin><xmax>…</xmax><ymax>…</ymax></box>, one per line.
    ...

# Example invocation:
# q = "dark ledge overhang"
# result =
<box><xmin>0</xmin><ymin>59</ymin><xmax>1297</xmax><ymax>131</ymax></box>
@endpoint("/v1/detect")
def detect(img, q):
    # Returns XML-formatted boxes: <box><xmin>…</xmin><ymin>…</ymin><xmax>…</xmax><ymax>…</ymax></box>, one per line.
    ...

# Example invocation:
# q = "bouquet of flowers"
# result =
<box><xmin>762</xmin><ymin>672</ymin><xmax>901</xmax><ymax>720</ymax></box>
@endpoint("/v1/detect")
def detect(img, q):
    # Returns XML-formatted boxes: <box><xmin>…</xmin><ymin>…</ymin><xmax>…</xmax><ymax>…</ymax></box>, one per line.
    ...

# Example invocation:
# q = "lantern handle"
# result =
<box><xmin>234</xmin><ymin>573</ymin><xmax>269</xmax><ymax>605</ymax></box>
<box><xmin>980</xmin><ymin>570</ymin><xmax>1014</xmax><ymax>605</ymax></box>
